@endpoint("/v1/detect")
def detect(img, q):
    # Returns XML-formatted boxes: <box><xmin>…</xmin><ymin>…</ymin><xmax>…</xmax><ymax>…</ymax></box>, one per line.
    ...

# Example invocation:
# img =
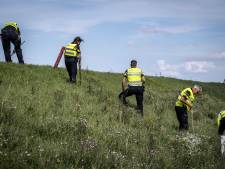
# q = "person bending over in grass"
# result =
<box><xmin>1</xmin><ymin>22</ymin><xmax>24</xmax><ymax>64</ymax></box>
<box><xmin>175</xmin><ymin>85</ymin><xmax>202</xmax><ymax>131</ymax></box>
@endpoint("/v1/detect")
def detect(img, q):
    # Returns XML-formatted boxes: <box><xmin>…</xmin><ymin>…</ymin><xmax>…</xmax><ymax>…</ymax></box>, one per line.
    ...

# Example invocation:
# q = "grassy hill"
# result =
<box><xmin>0</xmin><ymin>62</ymin><xmax>225</xmax><ymax>169</ymax></box>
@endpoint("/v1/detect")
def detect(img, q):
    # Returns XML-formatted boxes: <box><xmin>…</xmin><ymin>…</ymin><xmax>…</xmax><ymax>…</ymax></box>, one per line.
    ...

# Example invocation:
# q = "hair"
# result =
<box><xmin>73</xmin><ymin>36</ymin><xmax>83</xmax><ymax>43</ymax></box>
<box><xmin>193</xmin><ymin>85</ymin><xmax>202</xmax><ymax>93</ymax></box>
<box><xmin>130</xmin><ymin>60</ymin><xmax>137</xmax><ymax>67</ymax></box>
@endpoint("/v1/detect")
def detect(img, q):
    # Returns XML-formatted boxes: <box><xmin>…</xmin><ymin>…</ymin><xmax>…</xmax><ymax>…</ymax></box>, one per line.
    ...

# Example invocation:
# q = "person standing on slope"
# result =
<box><xmin>175</xmin><ymin>85</ymin><xmax>202</xmax><ymax>131</ymax></box>
<box><xmin>1</xmin><ymin>22</ymin><xmax>24</xmax><ymax>64</ymax></box>
<box><xmin>119</xmin><ymin>60</ymin><xmax>145</xmax><ymax>116</ymax></box>
<box><xmin>64</xmin><ymin>36</ymin><xmax>83</xmax><ymax>83</ymax></box>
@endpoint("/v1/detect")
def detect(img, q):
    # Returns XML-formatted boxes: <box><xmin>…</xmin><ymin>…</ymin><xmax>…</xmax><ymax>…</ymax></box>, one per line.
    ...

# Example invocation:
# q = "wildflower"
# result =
<box><xmin>115</xmin><ymin>131</ymin><xmax>121</xmax><ymax>135</ymax></box>
<box><xmin>176</xmin><ymin>133</ymin><xmax>202</xmax><ymax>154</ymax></box>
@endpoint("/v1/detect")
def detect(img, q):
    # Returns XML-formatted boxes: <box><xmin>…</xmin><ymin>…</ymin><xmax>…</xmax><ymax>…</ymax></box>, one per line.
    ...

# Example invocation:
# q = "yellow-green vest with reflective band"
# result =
<box><xmin>127</xmin><ymin>67</ymin><xmax>143</xmax><ymax>86</ymax></box>
<box><xmin>217</xmin><ymin>110</ymin><xmax>225</xmax><ymax>126</ymax></box>
<box><xmin>3</xmin><ymin>22</ymin><xmax>19</xmax><ymax>32</ymax></box>
<box><xmin>64</xmin><ymin>43</ymin><xmax>80</xmax><ymax>57</ymax></box>
<box><xmin>176</xmin><ymin>88</ymin><xmax>195</xmax><ymax>111</ymax></box>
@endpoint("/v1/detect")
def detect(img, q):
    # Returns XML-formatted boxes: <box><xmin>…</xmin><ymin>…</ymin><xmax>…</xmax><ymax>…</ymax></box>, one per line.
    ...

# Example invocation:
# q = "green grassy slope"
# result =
<box><xmin>0</xmin><ymin>62</ymin><xmax>225</xmax><ymax>169</ymax></box>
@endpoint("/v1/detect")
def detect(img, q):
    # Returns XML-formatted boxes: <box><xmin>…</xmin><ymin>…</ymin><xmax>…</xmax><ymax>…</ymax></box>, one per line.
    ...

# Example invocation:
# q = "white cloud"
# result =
<box><xmin>213</xmin><ymin>51</ymin><xmax>225</xmax><ymax>60</ymax></box>
<box><xmin>184</xmin><ymin>61</ymin><xmax>215</xmax><ymax>73</ymax></box>
<box><xmin>140</xmin><ymin>25</ymin><xmax>199</xmax><ymax>35</ymax></box>
<box><xmin>157</xmin><ymin>60</ymin><xmax>216</xmax><ymax>77</ymax></box>
<box><xmin>187</xmin><ymin>51</ymin><xmax>225</xmax><ymax>62</ymax></box>
<box><xmin>127</xmin><ymin>40</ymin><xmax>135</xmax><ymax>47</ymax></box>
<box><xmin>157</xmin><ymin>60</ymin><xmax>180</xmax><ymax>77</ymax></box>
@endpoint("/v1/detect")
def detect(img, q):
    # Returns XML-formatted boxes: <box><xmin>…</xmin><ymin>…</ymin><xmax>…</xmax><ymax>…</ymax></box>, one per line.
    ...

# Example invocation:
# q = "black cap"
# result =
<box><xmin>73</xmin><ymin>36</ymin><xmax>83</xmax><ymax>42</ymax></box>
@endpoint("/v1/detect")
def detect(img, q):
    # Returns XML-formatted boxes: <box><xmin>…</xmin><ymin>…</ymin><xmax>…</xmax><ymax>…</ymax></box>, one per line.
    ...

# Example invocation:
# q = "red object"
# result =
<box><xmin>54</xmin><ymin>47</ymin><xmax>65</xmax><ymax>68</ymax></box>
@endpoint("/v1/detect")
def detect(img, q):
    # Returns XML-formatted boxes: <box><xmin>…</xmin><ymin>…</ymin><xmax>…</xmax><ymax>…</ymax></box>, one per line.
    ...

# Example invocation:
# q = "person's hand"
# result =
<box><xmin>189</xmin><ymin>105</ymin><xmax>192</xmax><ymax>111</ymax></box>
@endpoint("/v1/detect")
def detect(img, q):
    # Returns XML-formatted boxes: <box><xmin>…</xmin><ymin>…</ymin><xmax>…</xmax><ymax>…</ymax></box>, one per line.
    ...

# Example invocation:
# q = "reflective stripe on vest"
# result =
<box><xmin>175</xmin><ymin>88</ymin><xmax>195</xmax><ymax>111</ymax></box>
<box><xmin>217</xmin><ymin>110</ymin><xmax>225</xmax><ymax>126</ymax></box>
<box><xmin>3</xmin><ymin>22</ymin><xmax>19</xmax><ymax>32</ymax></box>
<box><xmin>64</xmin><ymin>43</ymin><xmax>80</xmax><ymax>57</ymax></box>
<box><xmin>127</xmin><ymin>68</ymin><xmax>142</xmax><ymax>86</ymax></box>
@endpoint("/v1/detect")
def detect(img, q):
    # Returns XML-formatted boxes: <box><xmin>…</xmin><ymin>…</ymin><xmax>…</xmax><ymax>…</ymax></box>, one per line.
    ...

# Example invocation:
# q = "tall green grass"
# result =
<box><xmin>0</xmin><ymin>62</ymin><xmax>225</xmax><ymax>169</ymax></box>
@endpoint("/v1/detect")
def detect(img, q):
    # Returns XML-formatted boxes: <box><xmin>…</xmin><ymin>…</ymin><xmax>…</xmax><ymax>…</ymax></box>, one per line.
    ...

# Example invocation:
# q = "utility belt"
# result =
<box><xmin>64</xmin><ymin>56</ymin><xmax>78</xmax><ymax>62</ymax></box>
<box><xmin>128</xmin><ymin>85</ymin><xmax>143</xmax><ymax>88</ymax></box>
<box><xmin>128</xmin><ymin>85</ymin><xmax>144</xmax><ymax>91</ymax></box>
<box><xmin>127</xmin><ymin>85</ymin><xmax>145</xmax><ymax>94</ymax></box>
<box><xmin>175</xmin><ymin>105</ymin><xmax>187</xmax><ymax>109</ymax></box>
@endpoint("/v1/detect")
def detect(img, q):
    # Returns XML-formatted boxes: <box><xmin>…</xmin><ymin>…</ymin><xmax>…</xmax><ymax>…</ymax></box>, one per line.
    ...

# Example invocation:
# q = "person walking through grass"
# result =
<box><xmin>119</xmin><ymin>60</ymin><xmax>145</xmax><ymax>116</ymax></box>
<box><xmin>175</xmin><ymin>85</ymin><xmax>202</xmax><ymax>131</ymax></box>
<box><xmin>64</xmin><ymin>36</ymin><xmax>83</xmax><ymax>83</ymax></box>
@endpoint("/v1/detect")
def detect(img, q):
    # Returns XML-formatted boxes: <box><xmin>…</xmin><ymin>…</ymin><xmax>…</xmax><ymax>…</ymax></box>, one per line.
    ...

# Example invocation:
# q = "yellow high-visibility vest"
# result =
<box><xmin>3</xmin><ymin>22</ymin><xmax>19</xmax><ymax>32</ymax></box>
<box><xmin>176</xmin><ymin>88</ymin><xmax>195</xmax><ymax>111</ymax></box>
<box><xmin>64</xmin><ymin>43</ymin><xmax>80</xmax><ymax>57</ymax></box>
<box><xmin>217</xmin><ymin>110</ymin><xmax>225</xmax><ymax>126</ymax></box>
<box><xmin>126</xmin><ymin>67</ymin><xmax>143</xmax><ymax>86</ymax></box>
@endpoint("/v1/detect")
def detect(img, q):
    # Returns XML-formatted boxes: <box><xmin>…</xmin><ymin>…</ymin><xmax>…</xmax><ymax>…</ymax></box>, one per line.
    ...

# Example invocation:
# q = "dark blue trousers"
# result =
<box><xmin>219</xmin><ymin>117</ymin><xmax>225</xmax><ymax>135</ymax></box>
<box><xmin>123</xmin><ymin>86</ymin><xmax>144</xmax><ymax>115</ymax></box>
<box><xmin>65</xmin><ymin>57</ymin><xmax>78</xmax><ymax>83</ymax></box>
<box><xmin>1</xmin><ymin>27</ymin><xmax>24</xmax><ymax>64</ymax></box>
<box><xmin>175</xmin><ymin>106</ymin><xmax>188</xmax><ymax>130</ymax></box>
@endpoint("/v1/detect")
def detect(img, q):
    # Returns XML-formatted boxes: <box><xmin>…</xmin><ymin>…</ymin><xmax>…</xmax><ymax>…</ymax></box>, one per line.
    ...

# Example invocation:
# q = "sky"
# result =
<box><xmin>0</xmin><ymin>0</ymin><xmax>225</xmax><ymax>82</ymax></box>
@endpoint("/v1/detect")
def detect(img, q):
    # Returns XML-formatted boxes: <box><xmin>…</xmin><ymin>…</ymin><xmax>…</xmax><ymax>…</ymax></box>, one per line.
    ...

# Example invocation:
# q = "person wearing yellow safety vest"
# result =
<box><xmin>119</xmin><ymin>60</ymin><xmax>145</xmax><ymax>116</ymax></box>
<box><xmin>64</xmin><ymin>36</ymin><xmax>83</xmax><ymax>83</ymax></box>
<box><xmin>1</xmin><ymin>22</ymin><xmax>24</xmax><ymax>64</ymax></box>
<box><xmin>175</xmin><ymin>85</ymin><xmax>202</xmax><ymax>130</ymax></box>
<box><xmin>217</xmin><ymin>110</ymin><xmax>225</xmax><ymax>135</ymax></box>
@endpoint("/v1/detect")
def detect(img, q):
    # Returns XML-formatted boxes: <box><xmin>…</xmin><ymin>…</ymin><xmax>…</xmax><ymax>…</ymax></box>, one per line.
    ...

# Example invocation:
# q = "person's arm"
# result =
<box><xmin>78</xmin><ymin>55</ymin><xmax>81</xmax><ymax>65</ymax></box>
<box><xmin>141</xmin><ymin>70</ymin><xmax>145</xmax><ymax>85</ymax></box>
<box><xmin>141</xmin><ymin>75</ymin><xmax>145</xmax><ymax>85</ymax></box>
<box><xmin>217</xmin><ymin>114</ymin><xmax>221</xmax><ymax>126</ymax></box>
<box><xmin>179</xmin><ymin>96</ymin><xmax>192</xmax><ymax>110</ymax></box>
<box><xmin>16</xmin><ymin>27</ymin><xmax>21</xmax><ymax>42</ymax></box>
<box><xmin>122</xmin><ymin>77</ymin><xmax>126</xmax><ymax>92</ymax></box>
<box><xmin>17</xmin><ymin>27</ymin><xmax>21</xmax><ymax>36</ymax></box>
<box><xmin>76</xmin><ymin>45</ymin><xmax>81</xmax><ymax>65</ymax></box>
<box><xmin>122</xmin><ymin>70</ymin><xmax>128</xmax><ymax>92</ymax></box>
